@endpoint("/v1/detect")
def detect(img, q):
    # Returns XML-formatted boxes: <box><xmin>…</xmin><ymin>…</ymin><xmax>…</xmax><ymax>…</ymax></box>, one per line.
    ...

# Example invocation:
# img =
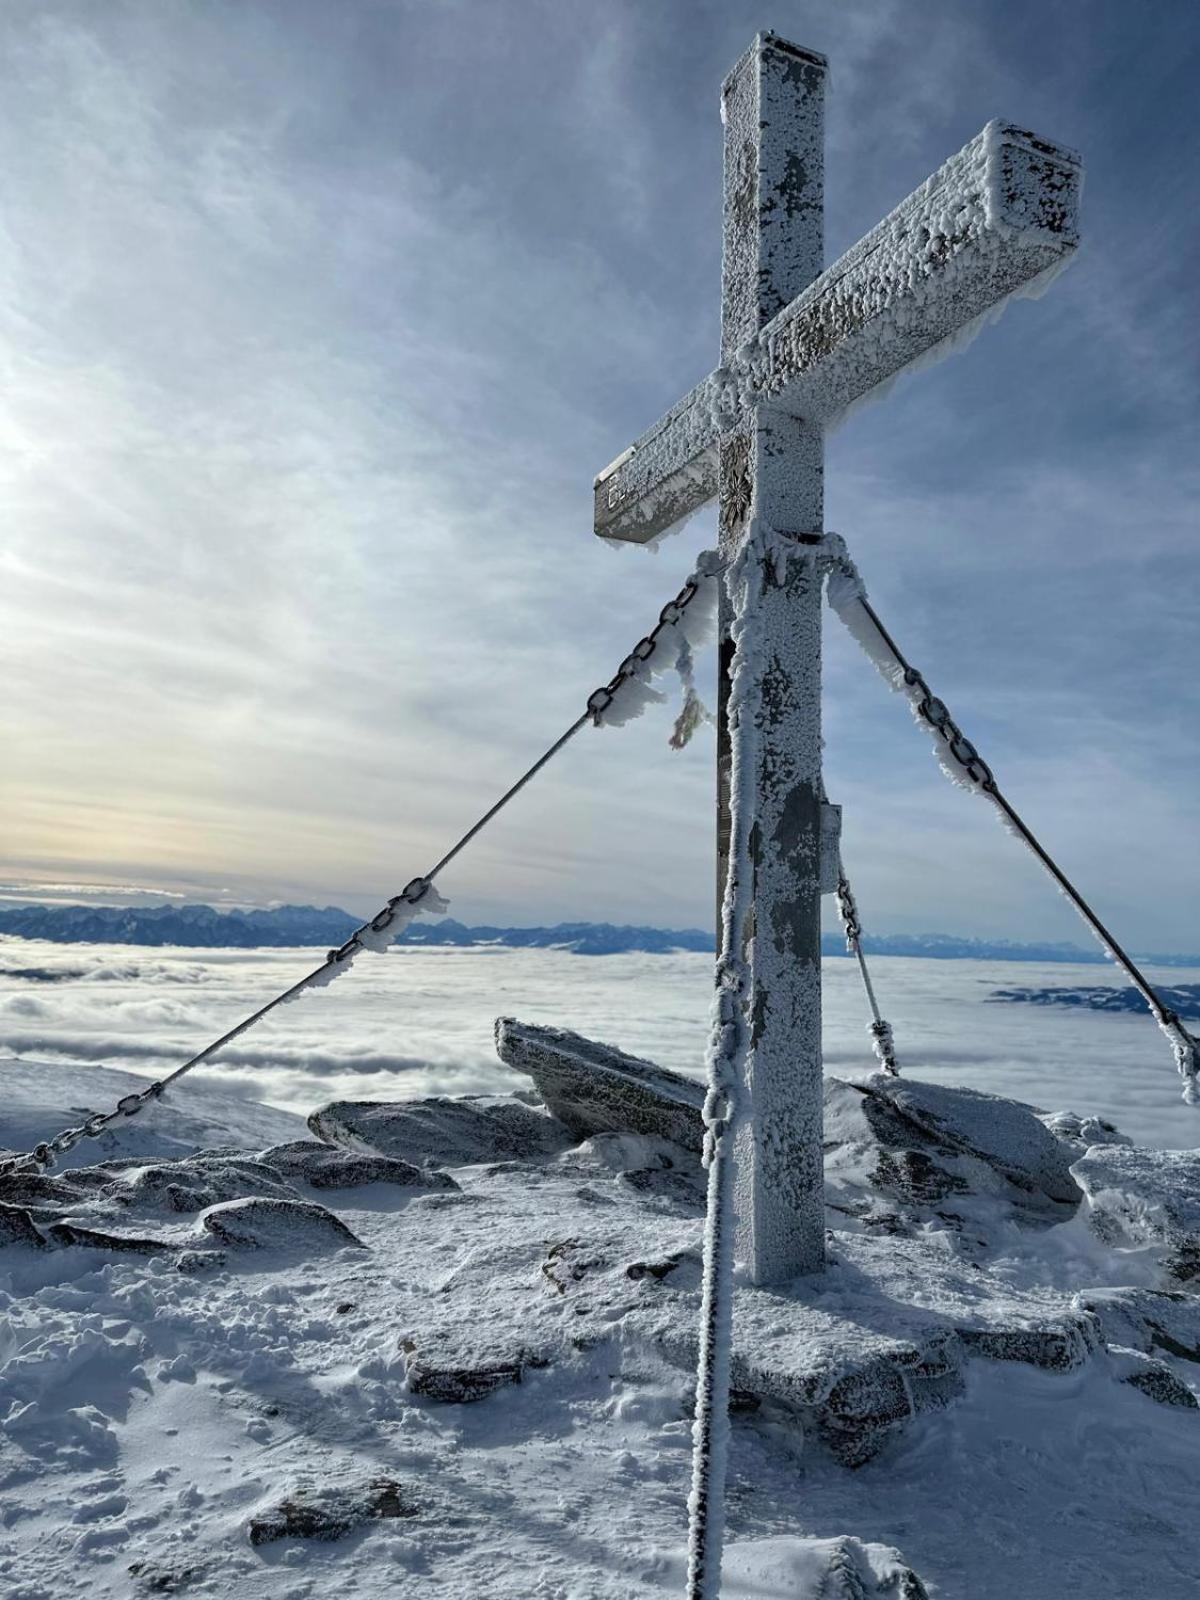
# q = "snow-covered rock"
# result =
<box><xmin>258</xmin><ymin>1138</ymin><xmax>460</xmax><ymax>1192</ymax></box>
<box><xmin>1038</xmin><ymin>1108</ymin><xmax>1133</xmax><ymax>1154</ymax></box>
<box><xmin>1106</xmin><ymin>1346</ymin><xmax>1198</xmax><ymax>1410</ymax></box>
<box><xmin>308</xmin><ymin>1094</ymin><xmax>572</xmax><ymax>1168</ymax></box>
<box><xmin>1075</xmin><ymin>1286</ymin><xmax>1200</xmax><ymax>1363</ymax></box>
<box><xmin>45</xmin><ymin>1219</ymin><xmax>182</xmax><ymax>1256</ymax></box>
<box><xmin>402</xmin><ymin>1331</ymin><xmax>541</xmax><ymax>1403</ymax></box>
<box><xmin>720</xmin><ymin>1534</ymin><xmax>929</xmax><ymax>1599</ymax></box>
<box><xmin>93</xmin><ymin>1154</ymin><xmax>300</xmax><ymax>1214</ymax></box>
<box><xmin>495</xmin><ymin>1016</ymin><xmax>704</xmax><ymax>1151</ymax></box>
<box><xmin>0</xmin><ymin>1201</ymin><xmax>45</xmax><ymax>1248</ymax></box>
<box><xmin>1072</xmin><ymin>1146</ymin><xmax>1200</xmax><ymax>1284</ymax></box>
<box><xmin>247</xmin><ymin>1477</ymin><xmax>420</xmax><ymax>1545</ymax></box>
<box><xmin>863</xmin><ymin>1073</ymin><xmax>1081</xmax><ymax>1208</ymax></box>
<box><xmin>199</xmin><ymin>1196</ymin><xmax>366</xmax><ymax>1253</ymax></box>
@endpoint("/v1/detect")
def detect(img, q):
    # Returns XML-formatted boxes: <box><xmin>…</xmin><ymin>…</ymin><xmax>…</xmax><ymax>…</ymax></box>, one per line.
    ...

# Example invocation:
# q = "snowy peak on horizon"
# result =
<box><xmin>0</xmin><ymin>901</ymin><xmax>1198</xmax><ymax>965</ymax></box>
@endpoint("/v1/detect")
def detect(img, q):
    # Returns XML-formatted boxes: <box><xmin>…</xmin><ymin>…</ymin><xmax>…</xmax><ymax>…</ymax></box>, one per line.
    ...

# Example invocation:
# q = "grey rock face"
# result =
<box><xmin>258</xmin><ymin>1139</ymin><xmax>459</xmax><ymax>1192</ymax></box>
<box><xmin>0</xmin><ymin>1201</ymin><xmax>46</xmax><ymax>1248</ymax></box>
<box><xmin>495</xmin><ymin>1017</ymin><xmax>704</xmax><ymax>1151</ymax></box>
<box><xmin>1076</xmin><ymin>1286</ymin><xmax>1200</xmax><ymax>1363</ymax></box>
<box><xmin>247</xmin><ymin>1477</ymin><xmax>418</xmax><ymax>1545</ymax></box>
<box><xmin>404</xmin><ymin>1348</ymin><xmax>532</xmax><ymax>1403</ymax></box>
<box><xmin>1107</xmin><ymin>1346</ymin><xmax>1199</xmax><ymax>1409</ymax></box>
<box><xmin>824</xmin><ymin>1076</ymin><xmax>1080</xmax><ymax>1240</ymax></box>
<box><xmin>308</xmin><ymin>1095</ymin><xmax>571</xmax><ymax>1169</ymax></box>
<box><xmin>46</xmin><ymin>1221</ymin><xmax>180</xmax><ymax>1255</ymax></box>
<box><xmin>863</xmin><ymin>1074</ymin><xmax>1082</xmax><ymax>1207</ymax></box>
<box><xmin>200</xmin><ymin>1197</ymin><xmax>365</xmax><ymax>1252</ymax></box>
<box><xmin>1072</xmin><ymin>1146</ymin><xmax>1200</xmax><ymax>1284</ymax></box>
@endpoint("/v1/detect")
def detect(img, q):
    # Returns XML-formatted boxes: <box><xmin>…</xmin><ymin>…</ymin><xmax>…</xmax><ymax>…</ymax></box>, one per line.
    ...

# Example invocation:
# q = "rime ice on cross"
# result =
<box><xmin>593</xmin><ymin>34</ymin><xmax>1081</xmax><ymax>1284</ymax></box>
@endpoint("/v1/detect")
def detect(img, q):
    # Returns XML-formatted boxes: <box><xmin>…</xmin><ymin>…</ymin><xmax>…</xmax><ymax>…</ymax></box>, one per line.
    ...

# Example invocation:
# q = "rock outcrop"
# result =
<box><xmin>721</xmin><ymin>1534</ymin><xmax>930</xmax><ymax>1599</ymax></box>
<box><xmin>1072</xmin><ymin>1146</ymin><xmax>1200</xmax><ymax>1284</ymax></box>
<box><xmin>247</xmin><ymin>1477</ymin><xmax>419</xmax><ymax>1545</ymax></box>
<box><xmin>308</xmin><ymin>1094</ymin><xmax>571</xmax><ymax>1169</ymax></box>
<box><xmin>0</xmin><ymin>1201</ymin><xmax>46</xmax><ymax>1248</ymax></box>
<box><xmin>199</xmin><ymin>1197</ymin><xmax>365</xmax><ymax>1253</ymax></box>
<box><xmin>495</xmin><ymin>1017</ymin><xmax>704</xmax><ymax>1151</ymax></box>
<box><xmin>258</xmin><ymin>1139</ymin><xmax>459</xmax><ymax>1192</ymax></box>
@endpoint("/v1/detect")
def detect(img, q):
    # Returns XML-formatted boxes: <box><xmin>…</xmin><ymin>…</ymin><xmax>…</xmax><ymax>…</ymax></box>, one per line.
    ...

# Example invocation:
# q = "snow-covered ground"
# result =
<box><xmin>3</xmin><ymin>939</ymin><xmax>1200</xmax><ymax>1598</ymax></box>
<box><xmin>1</xmin><ymin>938</ymin><xmax>1197</xmax><ymax>1148</ymax></box>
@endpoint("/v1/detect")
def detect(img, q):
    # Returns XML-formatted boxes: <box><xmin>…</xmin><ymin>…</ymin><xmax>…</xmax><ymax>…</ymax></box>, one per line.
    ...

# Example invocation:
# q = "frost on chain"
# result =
<box><xmin>825</xmin><ymin>555</ymin><xmax>985</xmax><ymax>793</ymax></box>
<box><xmin>595</xmin><ymin>550</ymin><xmax>721</xmax><ymax>740</ymax></box>
<box><xmin>284</xmin><ymin>884</ymin><xmax>450</xmax><ymax>1003</ymax></box>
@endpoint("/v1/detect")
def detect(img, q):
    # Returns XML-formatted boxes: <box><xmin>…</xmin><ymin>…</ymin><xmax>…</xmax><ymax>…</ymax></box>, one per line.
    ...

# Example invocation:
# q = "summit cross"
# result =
<box><xmin>593</xmin><ymin>34</ymin><xmax>1081</xmax><ymax>1284</ymax></box>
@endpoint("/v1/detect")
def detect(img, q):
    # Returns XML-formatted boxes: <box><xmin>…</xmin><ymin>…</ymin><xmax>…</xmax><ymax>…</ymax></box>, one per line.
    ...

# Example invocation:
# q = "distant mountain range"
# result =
<box><xmin>0</xmin><ymin>900</ymin><xmax>1197</xmax><ymax>965</ymax></box>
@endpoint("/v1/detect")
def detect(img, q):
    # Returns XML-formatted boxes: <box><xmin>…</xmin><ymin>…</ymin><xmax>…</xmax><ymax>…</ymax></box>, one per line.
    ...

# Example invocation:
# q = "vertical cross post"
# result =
<box><xmin>718</xmin><ymin>35</ymin><xmax>827</xmax><ymax>1284</ymax></box>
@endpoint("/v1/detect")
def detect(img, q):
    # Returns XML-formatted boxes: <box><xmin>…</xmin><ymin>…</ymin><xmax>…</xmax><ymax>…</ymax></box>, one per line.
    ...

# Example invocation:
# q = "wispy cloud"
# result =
<box><xmin>2</xmin><ymin>0</ymin><xmax>1197</xmax><ymax>949</ymax></box>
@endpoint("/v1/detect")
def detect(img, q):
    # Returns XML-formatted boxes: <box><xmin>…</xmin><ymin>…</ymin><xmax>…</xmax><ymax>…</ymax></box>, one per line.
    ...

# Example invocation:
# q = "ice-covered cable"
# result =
<box><xmin>826</xmin><ymin>549</ymin><xmax>1199</xmax><ymax>1106</ymax></box>
<box><xmin>834</xmin><ymin>865</ymin><xmax>899</xmax><ymax>1077</ymax></box>
<box><xmin>686</xmin><ymin>533</ymin><xmax>766</xmax><ymax>1600</ymax></box>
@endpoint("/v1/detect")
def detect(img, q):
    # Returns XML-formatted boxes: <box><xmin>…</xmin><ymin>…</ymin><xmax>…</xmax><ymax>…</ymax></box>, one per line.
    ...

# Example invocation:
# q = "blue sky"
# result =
<box><xmin>1</xmin><ymin>0</ymin><xmax>1197</xmax><ymax>948</ymax></box>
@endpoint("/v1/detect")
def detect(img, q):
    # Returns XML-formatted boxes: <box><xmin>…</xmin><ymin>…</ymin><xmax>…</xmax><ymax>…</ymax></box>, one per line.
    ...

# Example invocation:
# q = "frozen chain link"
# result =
<box><xmin>834</xmin><ymin>871</ymin><xmax>900</xmax><ymax>1077</ymax></box>
<box><xmin>585</xmin><ymin>551</ymin><xmax>723</xmax><ymax>724</ymax></box>
<box><xmin>2</xmin><ymin>558</ymin><xmax>729</xmax><ymax>1178</ymax></box>
<box><xmin>902</xmin><ymin>668</ymin><xmax>996</xmax><ymax>792</ymax></box>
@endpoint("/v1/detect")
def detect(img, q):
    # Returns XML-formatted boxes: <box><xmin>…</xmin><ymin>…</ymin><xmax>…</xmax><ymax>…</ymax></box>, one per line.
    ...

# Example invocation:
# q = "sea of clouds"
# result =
<box><xmin>2</xmin><ymin>937</ymin><xmax>1198</xmax><ymax>1151</ymax></box>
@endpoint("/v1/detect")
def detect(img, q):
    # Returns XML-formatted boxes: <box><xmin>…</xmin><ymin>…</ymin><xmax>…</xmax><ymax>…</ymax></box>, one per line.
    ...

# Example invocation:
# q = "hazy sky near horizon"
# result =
<box><xmin>2</xmin><ymin>0</ymin><xmax>1198</xmax><ymax>947</ymax></box>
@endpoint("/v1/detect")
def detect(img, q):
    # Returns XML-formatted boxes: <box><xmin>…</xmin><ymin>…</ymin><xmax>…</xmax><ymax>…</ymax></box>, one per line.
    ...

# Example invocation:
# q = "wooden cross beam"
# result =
<box><xmin>593</xmin><ymin>33</ymin><xmax>1081</xmax><ymax>1286</ymax></box>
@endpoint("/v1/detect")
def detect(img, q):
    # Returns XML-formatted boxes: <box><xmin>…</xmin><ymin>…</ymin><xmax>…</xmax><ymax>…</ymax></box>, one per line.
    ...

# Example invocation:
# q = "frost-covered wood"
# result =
<box><xmin>594</xmin><ymin>120</ymin><xmax>1081</xmax><ymax>544</ymax></box>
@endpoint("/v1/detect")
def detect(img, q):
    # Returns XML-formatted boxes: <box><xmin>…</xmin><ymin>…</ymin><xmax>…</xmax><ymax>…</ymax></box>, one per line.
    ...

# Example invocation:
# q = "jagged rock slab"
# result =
<box><xmin>863</xmin><ymin>1074</ymin><xmax>1082</xmax><ymax>1208</ymax></box>
<box><xmin>401</xmin><ymin>1328</ymin><xmax>544</xmax><ymax>1403</ymax></box>
<box><xmin>1076</xmin><ymin>1286</ymin><xmax>1200</xmax><ymax>1363</ymax></box>
<box><xmin>495</xmin><ymin>1017</ymin><xmax>704</xmax><ymax>1151</ymax></box>
<box><xmin>824</xmin><ymin>1076</ymin><xmax>1077</xmax><ymax>1243</ymax></box>
<box><xmin>721</xmin><ymin>1535</ymin><xmax>929</xmax><ymax>1599</ymax></box>
<box><xmin>1107</xmin><ymin>1346</ymin><xmax>1198</xmax><ymax>1409</ymax></box>
<box><xmin>308</xmin><ymin>1095</ymin><xmax>572</xmax><ymax>1169</ymax></box>
<box><xmin>0</xmin><ymin>1201</ymin><xmax>47</xmax><ymax>1249</ymax></box>
<box><xmin>46</xmin><ymin>1221</ymin><xmax>182</xmax><ymax>1255</ymax></box>
<box><xmin>1072</xmin><ymin>1146</ymin><xmax>1200</xmax><ymax>1283</ymax></box>
<box><xmin>199</xmin><ymin>1197</ymin><xmax>365</xmax><ymax>1253</ymax></box>
<box><xmin>258</xmin><ymin>1139</ymin><xmax>460</xmax><ymax>1192</ymax></box>
<box><xmin>247</xmin><ymin>1477</ymin><xmax>419</xmax><ymax>1545</ymax></box>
